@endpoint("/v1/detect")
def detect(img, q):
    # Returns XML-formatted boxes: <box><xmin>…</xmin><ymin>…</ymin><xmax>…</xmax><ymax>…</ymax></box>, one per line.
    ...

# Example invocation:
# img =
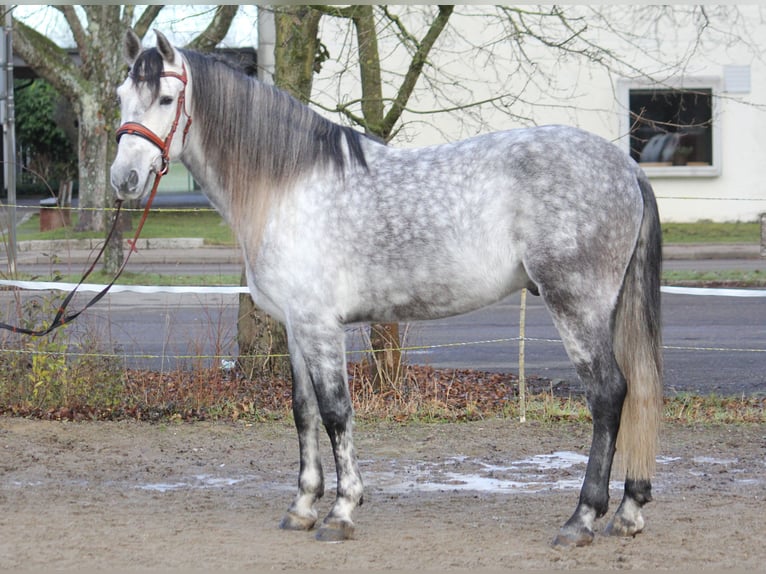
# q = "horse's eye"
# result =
<box><xmin>159</xmin><ymin>96</ymin><xmax>174</xmax><ymax>106</ymax></box>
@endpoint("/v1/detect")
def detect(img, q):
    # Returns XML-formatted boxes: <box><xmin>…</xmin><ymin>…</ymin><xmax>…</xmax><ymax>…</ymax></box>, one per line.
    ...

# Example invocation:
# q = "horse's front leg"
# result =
<box><xmin>279</xmin><ymin>344</ymin><xmax>325</xmax><ymax>532</ymax></box>
<box><xmin>290</xmin><ymin>321</ymin><xmax>364</xmax><ymax>542</ymax></box>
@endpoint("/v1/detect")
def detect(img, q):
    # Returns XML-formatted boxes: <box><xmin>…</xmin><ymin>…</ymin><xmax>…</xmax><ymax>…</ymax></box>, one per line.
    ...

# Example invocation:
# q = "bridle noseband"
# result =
<box><xmin>115</xmin><ymin>62</ymin><xmax>192</xmax><ymax>174</ymax></box>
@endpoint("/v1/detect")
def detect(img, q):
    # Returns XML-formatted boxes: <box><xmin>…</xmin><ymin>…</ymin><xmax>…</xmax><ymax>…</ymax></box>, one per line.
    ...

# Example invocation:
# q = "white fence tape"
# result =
<box><xmin>1</xmin><ymin>279</ymin><xmax>765</xmax><ymax>297</ymax></box>
<box><xmin>0</xmin><ymin>279</ymin><xmax>248</xmax><ymax>295</ymax></box>
<box><xmin>659</xmin><ymin>285</ymin><xmax>766</xmax><ymax>298</ymax></box>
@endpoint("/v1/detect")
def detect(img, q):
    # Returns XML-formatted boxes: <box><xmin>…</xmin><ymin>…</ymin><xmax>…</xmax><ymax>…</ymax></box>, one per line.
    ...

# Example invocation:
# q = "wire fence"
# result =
<box><xmin>0</xmin><ymin>281</ymin><xmax>764</xmax><ymax>366</ymax></box>
<box><xmin>1</xmin><ymin>201</ymin><xmax>764</xmax><ymax>371</ymax></box>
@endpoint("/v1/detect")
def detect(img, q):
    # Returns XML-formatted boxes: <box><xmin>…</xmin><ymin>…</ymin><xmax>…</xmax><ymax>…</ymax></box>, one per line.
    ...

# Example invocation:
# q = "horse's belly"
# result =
<box><xmin>342</xmin><ymin>255</ymin><xmax>528</xmax><ymax>324</ymax></box>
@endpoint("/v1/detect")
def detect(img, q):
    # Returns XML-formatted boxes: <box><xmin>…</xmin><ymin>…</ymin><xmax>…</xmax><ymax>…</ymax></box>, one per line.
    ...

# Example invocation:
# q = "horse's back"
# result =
<box><xmin>352</xmin><ymin>126</ymin><xmax>642</xmax><ymax>313</ymax></box>
<box><xmin>259</xmin><ymin>125</ymin><xmax>646</xmax><ymax>325</ymax></box>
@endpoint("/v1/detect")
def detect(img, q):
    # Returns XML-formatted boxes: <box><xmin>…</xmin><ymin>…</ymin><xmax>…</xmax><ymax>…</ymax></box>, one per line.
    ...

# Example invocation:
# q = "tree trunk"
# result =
<box><xmin>347</xmin><ymin>6</ymin><xmax>453</xmax><ymax>392</ymax></box>
<box><xmin>236</xmin><ymin>6</ymin><xmax>322</xmax><ymax>380</ymax></box>
<box><xmin>368</xmin><ymin>322</ymin><xmax>403</xmax><ymax>392</ymax></box>
<box><xmin>352</xmin><ymin>6</ymin><xmax>403</xmax><ymax>392</ymax></box>
<box><xmin>237</xmin><ymin>270</ymin><xmax>291</xmax><ymax>379</ymax></box>
<box><xmin>74</xmin><ymin>112</ymin><xmax>106</xmax><ymax>232</ymax></box>
<box><xmin>77</xmin><ymin>74</ymin><xmax>125</xmax><ymax>273</ymax></box>
<box><xmin>273</xmin><ymin>7</ymin><xmax>322</xmax><ymax>98</ymax></box>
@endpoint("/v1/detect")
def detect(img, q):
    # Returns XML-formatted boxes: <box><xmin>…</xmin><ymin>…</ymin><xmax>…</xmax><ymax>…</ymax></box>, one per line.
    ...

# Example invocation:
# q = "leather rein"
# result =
<box><xmin>0</xmin><ymin>63</ymin><xmax>191</xmax><ymax>337</ymax></box>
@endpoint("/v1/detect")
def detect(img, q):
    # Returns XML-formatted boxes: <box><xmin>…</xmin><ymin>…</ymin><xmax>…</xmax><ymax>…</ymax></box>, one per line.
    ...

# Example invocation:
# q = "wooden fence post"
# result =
<box><xmin>518</xmin><ymin>288</ymin><xmax>527</xmax><ymax>423</ymax></box>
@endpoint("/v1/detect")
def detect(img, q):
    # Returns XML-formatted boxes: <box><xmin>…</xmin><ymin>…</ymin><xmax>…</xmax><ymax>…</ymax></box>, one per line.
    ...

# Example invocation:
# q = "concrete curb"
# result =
<box><xmin>662</xmin><ymin>243</ymin><xmax>762</xmax><ymax>260</ymax></box>
<box><xmin>2</xmin><ymin>239</ymin><xmax>763</xmax><ymax>266</ymax></box>
<box><xmin>14</xmin><ymin>237</ymin><xmax>205</xmax><ymax>253</ymax></box>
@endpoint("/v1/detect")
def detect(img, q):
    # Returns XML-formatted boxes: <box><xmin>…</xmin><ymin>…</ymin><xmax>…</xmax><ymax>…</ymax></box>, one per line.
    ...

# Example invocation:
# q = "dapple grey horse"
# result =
<box><xmin>111</xmin><ymin>30</ymin><xmax>663</xmax><ymax>547</ymax></box>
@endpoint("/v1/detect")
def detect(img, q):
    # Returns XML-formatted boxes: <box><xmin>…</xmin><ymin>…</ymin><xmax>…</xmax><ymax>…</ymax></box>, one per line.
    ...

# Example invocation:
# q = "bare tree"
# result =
<box><xmin>313</xmin><ymin>5</ymin><xmax>454</xmax><ymax>390</ymax></box>
<box><xmin>12</xmin><ymin>5</ymin><xmax>238</xmax><ymax>272</ymax></box>
<box><xmin>237</xmin><ymin>6</ymin><xmax>324</xmax><ymax>380</ymax></box>
<box><xmin>249</xmin><ymin>4</ymin><xmax>763</xmax><ymax>391</ymax></box>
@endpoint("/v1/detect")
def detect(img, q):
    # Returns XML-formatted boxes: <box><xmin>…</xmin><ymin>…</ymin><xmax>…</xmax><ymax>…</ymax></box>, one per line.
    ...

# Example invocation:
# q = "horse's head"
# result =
<box><xmin>110</xmin><ymin>29</ymin><xmax>192</xmax><ymax>201</ymax></box>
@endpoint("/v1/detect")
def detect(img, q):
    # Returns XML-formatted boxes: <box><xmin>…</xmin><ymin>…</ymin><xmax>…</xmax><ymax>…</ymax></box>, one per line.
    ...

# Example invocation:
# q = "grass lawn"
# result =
<box><xmin>15</xmin><ymin>209</ymin><xmax>236</xmax><ymax>246</ymax></box>
<box><xmin>7</xmin><ymin>230</ymin><xmax>761</xmax><ymax>289</ymax></box>
<box><xmin>12</xmin><ymin>211</ymin><xmax>761</xmax><ymax>246</ymax></box>
<box><xmin>661</xmin><ymin>220</ymin><xmax>760</xmax><ymax>243</ymax></box>
<box><xmin>6</xmin><ymin>212</ymin><xmax>764</xmax><ymax>286</ymax></box>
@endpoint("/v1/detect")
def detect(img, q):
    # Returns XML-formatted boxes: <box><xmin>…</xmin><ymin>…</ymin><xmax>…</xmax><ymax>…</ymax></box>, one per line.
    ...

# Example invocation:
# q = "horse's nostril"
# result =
<box><xmin>128</xmin><ymin>169</ymin><xmax>139</xmax><ymax>188</ymax></box>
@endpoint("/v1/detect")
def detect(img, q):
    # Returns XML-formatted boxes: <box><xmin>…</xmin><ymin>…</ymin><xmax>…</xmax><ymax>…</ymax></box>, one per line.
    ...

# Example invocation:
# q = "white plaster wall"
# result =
<box><xmin>312</xmin><ymin>5</ymin><xmax>766</xmax><ymax>222</ymax></box>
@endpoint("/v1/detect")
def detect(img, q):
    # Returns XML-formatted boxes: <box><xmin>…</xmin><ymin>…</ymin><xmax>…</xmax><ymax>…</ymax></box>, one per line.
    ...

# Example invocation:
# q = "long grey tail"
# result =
<box><xmin>614</xmin><ymin>170</ymin><xmax>664</xmax><ymax>480</ymax></box>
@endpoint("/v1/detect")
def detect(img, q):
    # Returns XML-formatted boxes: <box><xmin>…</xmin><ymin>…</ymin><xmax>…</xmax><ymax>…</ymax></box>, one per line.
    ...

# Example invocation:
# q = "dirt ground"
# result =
<box><xmin>0</xmin><ymin>416</ymin><xmax>764</xmax><ymax>571</ymax></box>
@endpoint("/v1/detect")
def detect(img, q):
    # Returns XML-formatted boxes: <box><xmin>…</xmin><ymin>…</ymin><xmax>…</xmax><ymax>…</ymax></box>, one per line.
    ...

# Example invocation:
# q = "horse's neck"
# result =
<box><xmin>179</xmin><ymin>143</ymin><xmax>234</xmax><ymax>222</ymax></box>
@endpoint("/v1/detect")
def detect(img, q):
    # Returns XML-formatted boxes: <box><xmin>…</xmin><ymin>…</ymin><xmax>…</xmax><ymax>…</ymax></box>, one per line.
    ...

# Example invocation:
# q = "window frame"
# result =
<box><xmin>617</xmin><ymin>76</ymin><xmax>722</xmax><ymax>178</ymax></box>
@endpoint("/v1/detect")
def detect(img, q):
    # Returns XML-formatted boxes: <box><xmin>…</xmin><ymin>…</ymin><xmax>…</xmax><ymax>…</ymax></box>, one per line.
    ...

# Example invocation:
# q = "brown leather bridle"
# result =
<box><xmin>115</xmin><ymin>62</ymin><xmax>192</xmax><ymax>175</ymax></box>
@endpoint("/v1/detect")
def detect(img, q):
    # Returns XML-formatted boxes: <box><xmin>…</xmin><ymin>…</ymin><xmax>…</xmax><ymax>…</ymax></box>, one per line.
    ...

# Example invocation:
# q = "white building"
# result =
<box><xmin>309</xmin><ymin>5</ymin><xmax>766</xmax><ymax>223</ymax></box>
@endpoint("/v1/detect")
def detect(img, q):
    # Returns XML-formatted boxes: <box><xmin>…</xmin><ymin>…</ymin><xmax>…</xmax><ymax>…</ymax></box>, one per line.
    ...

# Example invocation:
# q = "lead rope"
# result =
<box><xmin>2</xmin><ymin>62</ymin><xmax>190</xmax><ymax>337</ymax></box>
<box><xmin>0</xmin><ymin>173</ymin><xmax>163</xmax><ymax>337</ymax></box>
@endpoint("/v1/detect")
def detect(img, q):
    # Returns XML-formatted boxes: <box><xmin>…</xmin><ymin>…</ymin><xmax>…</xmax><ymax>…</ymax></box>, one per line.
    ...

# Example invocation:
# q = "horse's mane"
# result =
<box><xmin>130</xmin><ymin>47</ymin><xmax>369</xmax><ymax>245</ymax></box>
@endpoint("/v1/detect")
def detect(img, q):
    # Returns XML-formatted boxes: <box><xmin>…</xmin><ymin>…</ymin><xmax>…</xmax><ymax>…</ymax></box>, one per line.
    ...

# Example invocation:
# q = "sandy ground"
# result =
<box><xmin>0</xmin><ymin>416</ymin><xmax>764</xmax><ymax>570</ymax></box>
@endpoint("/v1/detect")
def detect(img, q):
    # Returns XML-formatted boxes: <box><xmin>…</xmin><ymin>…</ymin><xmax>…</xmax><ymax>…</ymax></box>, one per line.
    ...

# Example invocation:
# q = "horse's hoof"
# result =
<box><xmin>605</xmin><ymin>513</ymin><xmax>644</xmax><ymax>538</ymax></box>
<box><xmin>315</xmin><ymin>519</ymin><xmax>354</xmax><ymax>542</ymax></box>
<box><xmin>279</xmin><ymin>511</ymin><xmax>317</xmax><ymax>531</ymax></box>
<box><xmin>552</xmin><ymin>526</ymin><xmax>594</xmax><ymax>548</ymax></box>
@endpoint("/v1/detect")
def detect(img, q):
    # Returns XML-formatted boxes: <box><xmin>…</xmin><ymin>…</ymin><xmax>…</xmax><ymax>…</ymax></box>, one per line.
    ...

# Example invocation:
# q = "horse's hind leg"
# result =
<box><xmin>283</xmin><ymin>320</ymin><xmax>363</xmax><ymax>541</ymax></box>
<box><xmin>605</xmin><ymin>478</ymin><xmax>653</xmax><ymax>537</ymax></box>
<box><xmin>542</xmin><ymin>295</ymin><xmax>627</xmax><ymax>547</ymax></box>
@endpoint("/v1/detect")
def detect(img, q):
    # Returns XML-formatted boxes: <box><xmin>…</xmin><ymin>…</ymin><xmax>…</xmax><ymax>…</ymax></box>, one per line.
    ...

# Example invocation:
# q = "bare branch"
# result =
<box><xmin>185</xmin><ymin>5</ymin><xmax>239</xmax><ymax>52</ymax></box>
<box><xmin>134</xmin><ymin>5</ymin><xmax>165</xmax><ymax>39</ymax></box>
<box><xmin>55</xmin><ymin>5</ymin><xmax>87</xmax><ymax>51</ymax></box>
<box><xmin>381</xmin><ymin>5</ymin><xmax>454</xmax><ymax>138</ymax></box>
<box><xmin>11</xmin><ymin>17</ymin><xmax>84</xmax><ymax>104</ymax></box>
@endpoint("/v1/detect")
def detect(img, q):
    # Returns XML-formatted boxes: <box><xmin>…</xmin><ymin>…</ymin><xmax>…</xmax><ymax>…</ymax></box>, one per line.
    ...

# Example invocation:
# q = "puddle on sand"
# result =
<box><xmin>366</xmin><ymin>451</ymin><xmax>597</xmax><ymax>494</ymax></box>
<box><xmin>138</xmin><ymin>474</ymin><xmax>248</xmax><ymax>493</ymax></box>
<box><xmin>7</xmin><ymin>451</ymin><xmax>763</xmax><ymax>495</ymax></box>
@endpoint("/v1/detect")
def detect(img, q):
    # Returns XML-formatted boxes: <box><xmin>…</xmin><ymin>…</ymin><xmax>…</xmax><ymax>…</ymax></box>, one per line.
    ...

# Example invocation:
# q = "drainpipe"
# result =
<box><xmin>1</xmin><ymin>5</ymin><xmax>16</xmax><ymax>275</ymax></box>
<box><xmin>257</xmin><ymin>6</ymin><xmax>275</xmax><ymax>85</ymax></box>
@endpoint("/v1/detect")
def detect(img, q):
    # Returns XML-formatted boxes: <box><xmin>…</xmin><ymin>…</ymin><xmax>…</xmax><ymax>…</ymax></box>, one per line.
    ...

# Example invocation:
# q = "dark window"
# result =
<box><xmin>629</xmin><ymin>88</ymin><xmax>713</xmax><ymax>167</ymax></box>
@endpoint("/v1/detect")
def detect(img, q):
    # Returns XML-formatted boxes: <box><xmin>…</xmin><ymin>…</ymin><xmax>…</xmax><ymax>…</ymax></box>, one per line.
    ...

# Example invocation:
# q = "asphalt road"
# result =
<box><xmin>6</xmin><ymin>282</ymin><xmax>760</xmax><ymax>398</ymax></box>
<box><xmin>13</xmin><ymin>256</ymin><xmax>766</xmax><ymax>278</ymax></box>
<box><xmin>5</xmin><ymin>196</ymin><xmax>763</xmax><ymax>397</ymax></box>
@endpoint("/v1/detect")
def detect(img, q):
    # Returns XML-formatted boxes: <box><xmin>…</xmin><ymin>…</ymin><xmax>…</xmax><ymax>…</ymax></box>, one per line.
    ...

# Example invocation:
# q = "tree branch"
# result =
<box><xmin>381</xmin><ymin>5</ymin><xmax>454</xmax><ymax>138</ymax></box>
<box><xmin>134</xmin><ymin>5</ymin><xmax>164</xmax><ymax>39</ymax></box>
<box><xmin>11</xmin><ymin>18</ymin><xmax>85</xmax><ymax>105</ymax></box>
<box><xmin>55</xmin><ymin>5</ymin><xmax>87</xmax><ymax>50</ymax></box>
<box><xmin>185</xmin><ymin>5</ymin><xmax>239</xmax><ymax>52</ymax></box>
<box><xmin>311</xmin><ymin>5</ymin><xmax>359</xmax><ymax>19</ymax></box>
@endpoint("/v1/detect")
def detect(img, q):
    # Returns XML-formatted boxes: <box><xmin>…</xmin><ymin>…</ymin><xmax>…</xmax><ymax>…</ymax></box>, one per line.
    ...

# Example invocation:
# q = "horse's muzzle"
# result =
<box><xmin>110</xmin><ymin>150</ymin><xmax>157</xmax><ymax>201</ymax></box>
<box><xmin>112</xmin><ymin>169</ymin><xmax>140</xmax><ymax>197</ymax></box>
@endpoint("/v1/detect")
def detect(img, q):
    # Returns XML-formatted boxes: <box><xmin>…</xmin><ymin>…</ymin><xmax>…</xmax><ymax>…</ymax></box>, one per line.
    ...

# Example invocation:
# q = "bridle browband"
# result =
<box><xmin>0</xmin><ymin>60</ymin><xmax>193</xmax><ymax>337</ymax></box>
<box><xmin>115</xmin><ymin>62</ymin><xmax>192</xmax><ymax>175</ymax></box>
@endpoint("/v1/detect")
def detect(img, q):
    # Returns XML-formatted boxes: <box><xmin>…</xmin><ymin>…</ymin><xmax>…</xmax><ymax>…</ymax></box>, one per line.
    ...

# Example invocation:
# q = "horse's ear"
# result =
<box><xmin>154</xmin><ymin>30</ymin><xmax>177</xmax><ymax>65</ymax></box>
<box><xmin>124</xmin><ymin>29</ymin><xmax>141</xmax><ymax>66</ymax></box>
